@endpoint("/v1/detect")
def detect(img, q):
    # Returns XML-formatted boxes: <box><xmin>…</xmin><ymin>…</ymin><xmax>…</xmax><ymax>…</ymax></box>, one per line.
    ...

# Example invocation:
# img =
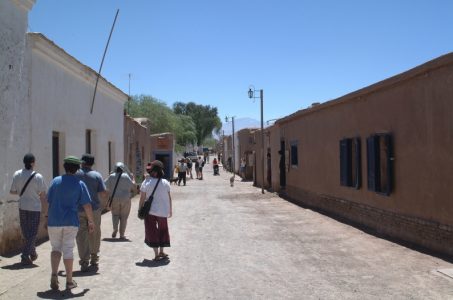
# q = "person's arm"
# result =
<box><xmin>82</xmin><ymin>203</ymin><xmax>95</xmax><ymax>233</ymax></box>
<box><xmin>40</xmin><ymin>191</ymin><xmax>48</xmax><ymax>215</ymax></box>
<box><xmin>168</xmin><ymin>192</ymin><xmax>172</xmax><ymax>218</ymax></box>
<box><xmin>138</xmin><ymin>191</ymin><xmax>146</xmax><ymax>209</ymax></box>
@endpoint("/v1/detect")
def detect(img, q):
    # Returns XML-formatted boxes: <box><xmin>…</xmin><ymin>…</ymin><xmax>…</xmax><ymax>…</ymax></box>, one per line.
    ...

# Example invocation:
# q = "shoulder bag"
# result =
<box><xmin>20</xmin><ymin>171</ymin><xmax>37</xmax><ymax>197</ymax></box>
<box><xmin>138</xmin><ymin>178</ymin><xmax>161</xmax><ymax>220</ymax></box>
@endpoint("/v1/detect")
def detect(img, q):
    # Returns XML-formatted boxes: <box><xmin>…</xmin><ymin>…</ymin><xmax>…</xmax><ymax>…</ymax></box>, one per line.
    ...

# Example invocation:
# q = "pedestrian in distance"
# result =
<box><xmin>104</xmin><ymin>162</ymin><xmax>135</xmax><ymax>240</ymax></box>
<box><xmin>46</xmin><ymin>156</ymin><xmax>95</xmax><ymax>291</ymax></box>
<box><xmin>194</xmin><ymin>158</ymin><xmax>200</xmax><ymax>179</ymax></box>
<box><xmin>10</xmin><ymin>153</ymin><xmax>47</xmax><ymax>265</ymax></box>
<box><xmin>177</xmin><ymin>159</ymin><xmax>187</xmax><ymax>186</ymax></box>
<box><xmin>75</xmin><ymin>153</ymin><xmax>107</xmax><ymax>272</ymax></box>
<box><xmin>240</xmin><ymin>157</ymin><xmax>246</xmax><ymax>181</ymax></box>
<box><xmin>186</xmin><ymin>158</ymin><xmax>193</xmax><ymax>179</ymax></box>
<box><xmin>198</xmin><ymin>156</ymin><xmax>205</xmax><ymax>180</ymax></box>
<box><xmin>139</xmin><ymin>160</ymin><xmax>172</xmax><ymax>261</ymax></box>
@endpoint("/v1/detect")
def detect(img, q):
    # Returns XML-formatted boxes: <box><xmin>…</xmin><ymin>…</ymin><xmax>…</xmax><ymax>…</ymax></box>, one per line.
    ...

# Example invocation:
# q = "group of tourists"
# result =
<box><xmin>10</xmin><ymin>153</ymin><xmax>172</xmax><ymax>291</ymax></box>
<box><xmin>175</xmin><ymin>156</ymin><xmax>207</xmax><ymax>183</ymax></box>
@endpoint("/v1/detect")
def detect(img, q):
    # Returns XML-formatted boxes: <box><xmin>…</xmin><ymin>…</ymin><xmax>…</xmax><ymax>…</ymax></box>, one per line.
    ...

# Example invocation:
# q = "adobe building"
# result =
<box><xmin>272</xmin><ymin>53</ymin><xmax>453</xmax><ymax>256</ymax></box>
<box><xmin>124</xmin><ymin>115</ymin><xmax>152</xmax><ymax>183</ymax></box>
<box><xmin>0</xmin><ymin>1</ymin><xmax>128</xmax><ymax>254</ymax></box>
<box><xmin>150</xmin><ymin>133</ymin><xmax>175</xmax><ymax>180</ymax></box>
<box><xmin>236</xmin><ymin>128</ymin><xmax>257</xmax><ymax>180</ymax></box>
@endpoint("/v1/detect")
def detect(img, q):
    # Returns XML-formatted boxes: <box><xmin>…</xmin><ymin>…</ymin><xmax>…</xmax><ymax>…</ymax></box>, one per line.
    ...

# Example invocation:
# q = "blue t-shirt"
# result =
<box><xmin>76</xmin><ymin>167</ymin><xmax>106</xmax><ymax>211</ymax></box>
<box><xmin>47</xmin><ymin>175</ymin><xmax>92</xmax><ymax>227</ymax></box>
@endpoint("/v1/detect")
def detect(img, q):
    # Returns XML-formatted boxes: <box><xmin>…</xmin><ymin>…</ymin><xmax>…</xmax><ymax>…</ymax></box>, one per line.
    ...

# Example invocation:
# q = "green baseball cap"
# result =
<box><xmin>64</xmin><ymin>156</ymin><xmax>81</xmax><ymax>165</ymax></box>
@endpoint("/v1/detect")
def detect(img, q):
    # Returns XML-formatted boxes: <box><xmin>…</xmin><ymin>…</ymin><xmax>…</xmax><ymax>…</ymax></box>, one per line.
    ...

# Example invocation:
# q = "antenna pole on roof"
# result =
<box><xmin>90</xmin><ymin>9</ymin><xmax>119</xmax><ymax>114</ymax></box>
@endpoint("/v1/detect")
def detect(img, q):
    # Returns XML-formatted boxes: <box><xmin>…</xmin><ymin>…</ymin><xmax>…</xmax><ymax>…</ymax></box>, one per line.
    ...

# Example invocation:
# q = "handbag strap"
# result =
<box><xmin>146</xmin><ymin>178</ymin><xmax>161</xmax><ymax>203</ymax></box>
<box><xmin>107</xmin><ymin>170</ymin><xmax>123</xmax><ymax>207</ymax></box>
<box><xmin>20</xmin><ymin>171</ymin><xmax>37</xmax><ymax>197</ymax></box>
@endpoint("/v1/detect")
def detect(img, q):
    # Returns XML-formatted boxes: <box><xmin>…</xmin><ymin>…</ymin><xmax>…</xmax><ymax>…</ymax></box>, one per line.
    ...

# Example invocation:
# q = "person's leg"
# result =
<box><xmin>62</xmin><ymin>226</ymin><xmax>78</xmax><ymax>288</ymax></box>
<box><xmin>19</xmin><ymin>209</ymin><xmax>33</xmax><ymax>263</ymax></box>
<box><xmin>76</xmin><ymin>212</ymin><xmax>90</xmax><ymax>270</ymax></box>
<box><xmin>144</xmin><ymin>215</ymin><xmax>161</xmax><ymax>259</ymax></box>
<box><xmin>111</xmin><ymin>200</ymin><xmax>120</xmax><ymax>238</ymax></box>
<box><xmin>89</xmin><ymin>209</ymin><xmax>102</xmax><ymax>266</ymax></box>
<box><xmin>119</xmin><ymin>200</ymin><xmax>131</xmax><ymax>238</ymax></box>
<box><xmin>48</xmin><ymin>226</ymin><xmax>63</xmax><ymax>290</ymax></box>
<box><xmin>183</xmin><ymin>172</ymin><xmax>186</xmax><ymax>185</ymax></box>
<box><xmin>157</xmin><ymin>217</ymin><xmax>170</xmax><ymax>257</ymax></box>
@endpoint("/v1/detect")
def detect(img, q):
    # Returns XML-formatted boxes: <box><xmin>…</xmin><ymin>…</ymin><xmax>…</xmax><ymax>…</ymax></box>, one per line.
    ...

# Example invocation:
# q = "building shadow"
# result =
<box><xmin>36</xmin><ymin>288</ymin><xmax>89</xmax><ymax>299</ymax></box>
<box><xmin>135</xmin><ymin>258</ymin><xmax>170</xmax><ymax>268</ymax></box>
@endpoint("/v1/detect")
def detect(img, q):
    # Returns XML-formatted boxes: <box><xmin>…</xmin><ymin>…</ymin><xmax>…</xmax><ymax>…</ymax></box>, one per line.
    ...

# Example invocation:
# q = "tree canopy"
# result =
<box><xmin>173</xmin><ymin>101</ymin><xmax>222</xmax><ymax>146</ymax></box>
<box><xmin>126</xmin><ymin>96</ymin><xmax>221</xmax><ymax>150</ymax></box>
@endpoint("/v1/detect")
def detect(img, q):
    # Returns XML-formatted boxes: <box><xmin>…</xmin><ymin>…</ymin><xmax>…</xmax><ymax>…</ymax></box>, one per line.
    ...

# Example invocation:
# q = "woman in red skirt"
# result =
<box><xmin>139</xmin><ymin>160</ymin><xmax>173</xmax><ymax>260</ymax></box>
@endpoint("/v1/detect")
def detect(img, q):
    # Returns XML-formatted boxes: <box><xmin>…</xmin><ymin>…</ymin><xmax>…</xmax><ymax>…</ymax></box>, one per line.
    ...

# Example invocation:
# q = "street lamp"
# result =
<box><xmin>225</xmin><ymin>116</ymin><xmax>235</xmax><ymax>176</ymax></box>
<box><xmin>248</xmin><ymin>85</ymin><xmax>265</xmax><ymax>194</ymax></box>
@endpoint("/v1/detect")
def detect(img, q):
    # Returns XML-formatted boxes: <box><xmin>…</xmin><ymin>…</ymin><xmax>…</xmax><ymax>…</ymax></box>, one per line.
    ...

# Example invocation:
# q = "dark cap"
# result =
<box><xmin>23</xmin><ymin>153</ymin><xmax>35</xmax><ymax>165</ymax></box>
<box><xmin>81</xmin><ymin>153</ymin><xmax>95</xmax><ymax>165</ymax></box>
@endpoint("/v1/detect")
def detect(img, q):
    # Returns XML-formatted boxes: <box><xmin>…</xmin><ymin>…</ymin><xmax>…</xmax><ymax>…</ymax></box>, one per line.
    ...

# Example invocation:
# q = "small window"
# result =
<box><xmin>340</xmin><ymin>137</ymin><xmax>361</xmax><ymax>189</ymax></box>
<box><xmin>367</xmin><ymin>133</ymin><xmax>393</xmax><ymax>195</ymax></box>
<box><xmin>290</xmin><ymin>142</ymin><xmax>298</xmax><ymax>167</ymax></box>
<box><xmin>85</xmin><ymin>129</ymin><xmax>92</xmax><ymax>154</ymax></box>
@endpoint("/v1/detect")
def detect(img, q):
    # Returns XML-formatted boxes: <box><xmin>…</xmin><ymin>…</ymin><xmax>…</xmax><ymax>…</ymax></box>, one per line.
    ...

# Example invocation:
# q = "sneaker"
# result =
<box><xmin>21</xmin><ymin>255</ymin><xmax>32</xmax><ymax>265</ymax></box>
<box><xmin>50</xmin><ymin>274</ymin><xmax>59</xmax><ymax>290</ymax></box>
<box><xmin>112</xmin><ymin>231</ymin><xmax>117</xmax><ymax>238</ymax></box>
<box><xmin>66</xmin><ymin>280</ymin><xmax>77</xmax><ymax>290</ymax></box>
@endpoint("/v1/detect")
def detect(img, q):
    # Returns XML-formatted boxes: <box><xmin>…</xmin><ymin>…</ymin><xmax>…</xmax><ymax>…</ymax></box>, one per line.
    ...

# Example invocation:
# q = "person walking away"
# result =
<box><xmin>177</xmin><ymin>159</ymin><xmax>187</xmax><ymax>186</ymax></box>
<box><xmin>198</xmin><ymin>156</ymin><xmax>204</xmax><ymax>180</ymax></box>
<box><xmin>194</xmin><ymin>158</ymin><xmax>200</xmax><ymax>179</ymax></box>
<box><xmin>139</xmin><ymin>160</ymin><xmax>172</xmax><ymax>260</ymax></box>
<box><xmin>46</xmin><ymin>156</ymin><xmax>95</xmax><ymax>290</ymax></box>
<box><xmin>75</xmin><ymin>154</ymin><xmax>107</xmax><ymax>272</ymax></box>
<box><xmin>186</xmin><ymin>158</ymin><xmax>193</xmax><ymax>179</ymax></box>
<box><xmin>10</xmin><ymin>153</ymin><xmax>47</xmax><ymax>265</ymax></box>
<box><xmin>240</xmin><ymin>157</ymin><xmax>246</xmax><ymax>180</ymax></box>
<box><xmin>105</xmin><ymin>162</ymin><xmax>135</xmax><ymax>240</ymax></box>
<box><xmin>212</xmin><ymin>158</ymin><xmax>219</xmax><ymax>175</ymax></box>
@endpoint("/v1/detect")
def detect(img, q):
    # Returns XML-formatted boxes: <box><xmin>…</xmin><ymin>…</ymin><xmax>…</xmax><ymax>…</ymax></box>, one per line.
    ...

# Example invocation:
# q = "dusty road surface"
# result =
<box><xmin>1</xmin><ymin>161</ymin><xmax>453</xmax><ymax>299</ymax></box>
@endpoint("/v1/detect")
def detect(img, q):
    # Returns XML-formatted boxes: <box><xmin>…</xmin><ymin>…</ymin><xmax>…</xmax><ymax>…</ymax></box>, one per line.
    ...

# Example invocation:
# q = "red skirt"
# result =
<box><xmin>144</xmin><ymin>214</ymin><xmax>170</xmax><ymax>248</ymax></box>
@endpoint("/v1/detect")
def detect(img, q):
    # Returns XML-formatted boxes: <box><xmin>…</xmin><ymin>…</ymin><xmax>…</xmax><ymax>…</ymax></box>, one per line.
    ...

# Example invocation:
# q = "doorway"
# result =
<box><xmin>279</xmin><ymin>140</ymin><xmax>286</xmax><ymax>188</ymax></box>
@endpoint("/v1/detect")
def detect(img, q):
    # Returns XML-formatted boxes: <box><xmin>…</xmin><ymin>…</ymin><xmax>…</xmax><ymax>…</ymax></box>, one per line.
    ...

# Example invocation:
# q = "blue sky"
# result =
<box><xmin>29</xmin><ymin>1</ymin><xmax>453</xmax><ymax>124</ymax></box>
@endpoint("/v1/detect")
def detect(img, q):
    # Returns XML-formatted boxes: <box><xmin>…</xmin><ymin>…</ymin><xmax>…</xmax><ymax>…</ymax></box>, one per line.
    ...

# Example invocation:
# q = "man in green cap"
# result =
<box><xmin>46</xmin><ymin>156</ymin><xmax>95</xmax><ymax>290</ymax></box>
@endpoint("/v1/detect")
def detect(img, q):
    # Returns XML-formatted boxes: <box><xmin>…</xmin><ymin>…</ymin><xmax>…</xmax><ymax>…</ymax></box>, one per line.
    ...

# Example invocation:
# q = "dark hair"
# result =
<box><xmin>116</xmin><ymin>166</ymin><xmax>123</xmax><ymax>173</ymax></box>
<box><xmin>23</xmin><ymin>153</ymin><xmax>35</xmax><ymax>170</ymax></box>
<box><xmin>64</xmin><ymin>162</ymin><xmax>80</xmax><ymax>174</ymax></box>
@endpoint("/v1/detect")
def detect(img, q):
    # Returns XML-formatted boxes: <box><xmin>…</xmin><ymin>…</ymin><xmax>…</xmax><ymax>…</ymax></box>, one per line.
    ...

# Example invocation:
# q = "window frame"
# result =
<box><xmin>339</xmin><ymin>137</ymin><xmax>361</xmax><ymax>189</ymax></box>
<box><xmin>366</xmin><ymin>133</ymin><xmax>393</xmax><ymax>196</ymax></box>
<box><xmin>290</xmin><ymin>140</ymin><xmax>298</xmax><ymax>168</ymax></box>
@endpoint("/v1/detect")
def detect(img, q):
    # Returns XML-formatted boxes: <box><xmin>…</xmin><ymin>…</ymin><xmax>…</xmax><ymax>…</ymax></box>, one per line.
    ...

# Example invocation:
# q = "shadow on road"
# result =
<box><xmin>36</xmin><ymin>288</ymin><xmax>89</xmax><ymax>299</ymax></box>
<box><xmin>1</xmin><ymin>262</ymin><xmax>38</xmax><ymax>270</ymax></box>
<box><xmin>102</xmin><ymin>238</ymin><xmax>131</xmax><ymax>243</ymax></box>
<box><xmin>135</xmin><ymin>258</ymin><xmax>170</xmax><ymax>268</ymax></box>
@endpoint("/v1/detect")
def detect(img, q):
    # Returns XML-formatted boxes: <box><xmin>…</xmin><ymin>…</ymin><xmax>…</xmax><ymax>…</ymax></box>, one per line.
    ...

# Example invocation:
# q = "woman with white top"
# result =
<box><xmin>139</xmin><ymin>160</ymin><xmax>173</xmax><ymax>260</ymax></box>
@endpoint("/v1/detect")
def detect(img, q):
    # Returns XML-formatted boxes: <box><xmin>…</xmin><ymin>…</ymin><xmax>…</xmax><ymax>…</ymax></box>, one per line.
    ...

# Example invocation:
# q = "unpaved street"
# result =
<box><xmin>1</xmin><ymin>162</ymin><xmax>453</xmax><ymax>299</ymax></box>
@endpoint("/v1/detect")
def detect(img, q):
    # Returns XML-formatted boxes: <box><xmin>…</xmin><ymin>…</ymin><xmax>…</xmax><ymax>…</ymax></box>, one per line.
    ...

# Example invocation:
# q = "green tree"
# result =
<box><xmin>173</xmin><ymin>101</ymin><xmax>222</xmax><ymax>146</ymax></box>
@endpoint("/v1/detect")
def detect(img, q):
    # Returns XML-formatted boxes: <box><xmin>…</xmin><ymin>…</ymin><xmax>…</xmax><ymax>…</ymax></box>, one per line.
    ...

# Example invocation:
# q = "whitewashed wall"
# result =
<box><xmin>28</xmin><ymin>33</ymin><xmax>127</xmax><ymax>181</ymax></box>
<box><xmin>0</xmin><ymin>0</ymin><xmax>35</xmax><ymax>255</ymax></box>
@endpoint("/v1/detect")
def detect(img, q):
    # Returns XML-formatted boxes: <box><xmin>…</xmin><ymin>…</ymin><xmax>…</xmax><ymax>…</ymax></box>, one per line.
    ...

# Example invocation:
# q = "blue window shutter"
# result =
<box><xmin>354</xmin><ymin>137</ymin><xmax>361</xmax><ymax>189</ymax></box>
<box><xmin>367</xmin><ymin>135</ymin><xmax>379</xmax><ymax>191</ymax></box>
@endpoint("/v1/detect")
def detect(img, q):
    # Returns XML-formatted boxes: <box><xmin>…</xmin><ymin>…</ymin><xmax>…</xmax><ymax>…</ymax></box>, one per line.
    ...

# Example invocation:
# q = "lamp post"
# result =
<box><xmin>225</xmin><ymin>116</ymin><xmax>235</xmax><ymax>176</ymax></box>
<box><xmin>248</xmin><ymin>85</ymin><xmax>265</xmax><ymax>194</ymax></box>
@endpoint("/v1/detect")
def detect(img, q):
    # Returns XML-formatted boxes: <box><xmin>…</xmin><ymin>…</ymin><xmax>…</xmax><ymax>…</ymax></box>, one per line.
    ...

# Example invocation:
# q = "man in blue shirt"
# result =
<box><xmin>75</xmin><ymin>154</ymin><xmax>107</xmax><ymax>272</ymax></box>
<box><xmin>47</xmin><ymin>156</ymin><xmax>94</xmax><ymax>290</ymax></box>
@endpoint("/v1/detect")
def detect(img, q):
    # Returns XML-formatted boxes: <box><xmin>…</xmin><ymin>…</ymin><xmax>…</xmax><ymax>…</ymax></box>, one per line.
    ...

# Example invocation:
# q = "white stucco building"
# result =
<box><xmin>0</xmin><ymin>0</ymin><xmax>128</xmax><ymax>254</ymax></box>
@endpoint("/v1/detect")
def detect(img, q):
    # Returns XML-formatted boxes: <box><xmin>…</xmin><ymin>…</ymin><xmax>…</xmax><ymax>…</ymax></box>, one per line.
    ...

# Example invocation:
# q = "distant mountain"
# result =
<box><xmin>220</xmin><ymin>117</ymin><xmax>261</xmax><ymax>136</ymax></box>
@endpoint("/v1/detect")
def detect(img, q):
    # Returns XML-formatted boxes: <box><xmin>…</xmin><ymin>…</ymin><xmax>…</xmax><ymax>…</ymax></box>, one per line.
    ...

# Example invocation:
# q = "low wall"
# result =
<box><xmin>285</xmin><ymin>186</ymin><xmax>453</xmax><ymax>257</ymax></box>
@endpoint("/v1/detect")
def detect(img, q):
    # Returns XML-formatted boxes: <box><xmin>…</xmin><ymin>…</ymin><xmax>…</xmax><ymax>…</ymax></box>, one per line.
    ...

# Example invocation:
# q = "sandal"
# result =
<box><xmin>158</xmin><ymin>253</ymin><xmax>169</xmax><ymax>258</ymax></box>
<box><xmin>50</xmin><ymin>274</ymin><xmax>59</xmax><ymax>290</ymax></box>
<box><xmin>66</xmin><ymin>280</ymin><xmax>77</xmax><ymax>290</ymax></box>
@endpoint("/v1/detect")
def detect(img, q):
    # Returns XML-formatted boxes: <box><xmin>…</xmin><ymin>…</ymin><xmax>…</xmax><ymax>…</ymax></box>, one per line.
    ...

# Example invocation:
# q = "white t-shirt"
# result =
<box><xmin>10</xmin><ymin>169</ymin><xmax>47</xmax><ymax>212</ymax></box>
<box><xmin>140</xmin><ymin>177</ymin><xmax>171</xmax><ymax>218</ymax></box>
